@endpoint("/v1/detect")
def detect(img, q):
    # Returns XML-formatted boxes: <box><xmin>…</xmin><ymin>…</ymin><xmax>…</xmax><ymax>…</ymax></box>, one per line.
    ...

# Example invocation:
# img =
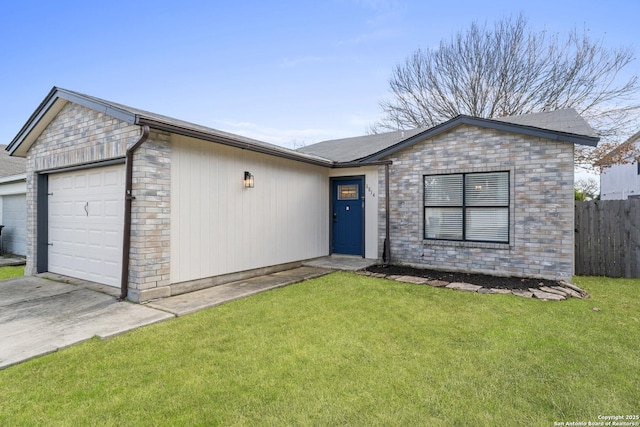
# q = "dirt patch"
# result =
<box><xmin>365</xmin><ymin>264</ymin><xmax>562</xmax><ymax>290</ymax></box>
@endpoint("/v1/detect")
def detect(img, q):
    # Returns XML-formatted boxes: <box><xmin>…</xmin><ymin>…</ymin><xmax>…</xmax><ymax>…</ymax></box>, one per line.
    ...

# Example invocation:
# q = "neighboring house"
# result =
<box><xmin>6</xmin><ymin>87</ymin><xmax>598</xmax><ymax>302</ymax></box>
<box><xmin>599</xmin><ymin>131</ymin><xmax>640</xmax><ymax>200</ymax></box>
<box><xmin>0</xmin><ymin>144</ymin><xmax>26</xmax><ymax>255</ymax></box>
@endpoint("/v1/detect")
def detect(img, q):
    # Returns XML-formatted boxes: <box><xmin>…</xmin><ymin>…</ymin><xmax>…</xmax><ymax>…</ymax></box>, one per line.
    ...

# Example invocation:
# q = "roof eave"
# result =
<box><xmin>8</xmin><ymin>87</ymin><xmax>333</xmax><ymax>167</ymax></box>
<box><xmin>135</xmin><ymin>116</ymin><xmax>334</xmax><ymax>168</ymax></box>
<box><xmin>6</xmin><ymin>87</ymin><xmax>137</xmax><ymax>157</ymax></box>
<box><xmin>360</xmin><ymin>115</ymin><xmax>600</xmax><ymax>162</ymax></box>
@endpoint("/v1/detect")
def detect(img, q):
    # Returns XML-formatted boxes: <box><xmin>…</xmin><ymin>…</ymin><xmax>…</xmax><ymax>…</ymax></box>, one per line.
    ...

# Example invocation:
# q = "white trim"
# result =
<box><xmin>0</xmin><ymin>173</ymin><xmax>26</xmax><ymax>185</ymax></box>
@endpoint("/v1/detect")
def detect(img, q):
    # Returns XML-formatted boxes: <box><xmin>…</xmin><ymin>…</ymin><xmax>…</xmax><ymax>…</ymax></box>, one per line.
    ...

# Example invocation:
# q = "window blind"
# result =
<box><xmin>424</xmin><ymin>171</ymin><xmax>509</xmax><ymax>243</ymax></box>
<box><xmin>465</xmin><ymin>172</ymin><xmax>509</xmax><ymax>206</ymax></box>
<box><xmin>424</xmin><ymin>175</ymin><xmax>463</xmax><ymax>206</ymax></box>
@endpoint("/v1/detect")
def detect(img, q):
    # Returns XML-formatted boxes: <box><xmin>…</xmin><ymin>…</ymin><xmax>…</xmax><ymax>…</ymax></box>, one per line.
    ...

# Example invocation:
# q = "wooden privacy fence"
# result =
<box><xmin>575</xmin><ymin>199</ymin><xmax>640</xmax><ymax>278</ymax></box>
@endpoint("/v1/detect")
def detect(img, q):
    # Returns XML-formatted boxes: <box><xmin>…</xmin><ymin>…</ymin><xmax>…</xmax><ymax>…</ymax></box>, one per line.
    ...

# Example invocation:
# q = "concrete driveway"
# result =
<box><xmin>0</xmin><ymin>276</ymin><xmax>173</xmax><ymax>370</ymax></box>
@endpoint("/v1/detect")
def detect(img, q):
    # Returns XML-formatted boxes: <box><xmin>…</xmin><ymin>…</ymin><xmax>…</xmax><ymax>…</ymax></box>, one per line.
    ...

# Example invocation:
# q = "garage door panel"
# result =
<box><xmin>59</xmin><ymin>175</ymin><xmax>74</xmax><ymax>190</ymax></box>
<box><xmin>104</xmin><ymin>230</ymin><xmax>121</xmax><ymax>249</ymax></box>
<box><xmin>88</xmin><ymin>172</ymin><xmax>102</xmax><ymax>187</ymax></box>
<box><xmin>74</xmin><ymin>174</ymin><xmax>87</xmax><ymax>188</ymax></box>
<box><xmin>73</xmin><ymin>201</ymin><xmax>88</xmax><ymax>218</ymax></box>
<box><xmin>103</xmin><ymin>200</ymin><xmax>121</xmax><ymax>218</ymax></box>
<box><xmin>88</xmin><ymin>229</ymin><xmax>103</xmax><ymax>247</ymax></box>
<box><xmin>55</xmin><ymin>227</ymin><xmax>76</xmax><ymax>243</ymax></box>
<box><xmin>48</xmin><ymin>164</ymin><xmax>124</xmax><ymax>287</ymax></box>
<box><xmin>1</xmin><ymin>194</ymin><xmax>27</xmax><ymax>256</ymax></box>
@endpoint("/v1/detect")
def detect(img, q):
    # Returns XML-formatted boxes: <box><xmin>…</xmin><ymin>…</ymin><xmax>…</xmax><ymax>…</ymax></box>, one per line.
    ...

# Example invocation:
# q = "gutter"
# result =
<box><xmin>135</xmin><ymin>117</ymin><xmax>333</xmax><ymax>168</ymax></box>
<box><xmin>118</xmin><ymin>125</ymin><xmax>150</xmax><ymax>301</ymax></box>
<box><xmin>331</xmin><ymin>160</ymin><xmax>392</xmax><ymax>168</ymax></box>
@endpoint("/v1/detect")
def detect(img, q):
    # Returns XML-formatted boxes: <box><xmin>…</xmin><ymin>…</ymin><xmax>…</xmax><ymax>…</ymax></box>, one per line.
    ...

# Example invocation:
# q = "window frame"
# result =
<box><xmin>423</xmin><ymin>171</ymin><xmax>510</xmax><ymax>244</ymax></box>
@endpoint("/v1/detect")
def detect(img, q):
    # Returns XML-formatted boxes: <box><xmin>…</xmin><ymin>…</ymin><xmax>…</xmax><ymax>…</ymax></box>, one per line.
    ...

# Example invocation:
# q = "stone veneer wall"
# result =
<box><xmin>378</xmin><ymin>124</ymin><xmax>575</xmax><ymax>281</ymax></box>
<box><xmin>24</xmin><ymin>102</ymin><xmax>172</xmax><ymax>300</ymax></box>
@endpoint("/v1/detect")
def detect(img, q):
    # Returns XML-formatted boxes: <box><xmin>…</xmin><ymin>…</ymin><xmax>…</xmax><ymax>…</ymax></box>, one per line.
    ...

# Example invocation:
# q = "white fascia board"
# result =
<box><xmin>0</xmin><ymin>174</ymin><xmax>26</xmax><ymax>185</ymax></box>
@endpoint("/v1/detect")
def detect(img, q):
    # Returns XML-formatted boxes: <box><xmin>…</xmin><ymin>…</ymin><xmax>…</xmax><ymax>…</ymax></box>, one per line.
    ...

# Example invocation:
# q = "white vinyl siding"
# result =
<box><xmin>170</xmin><ymin>135</ymin><xmax>329</xmax><ymax>284</ymax></box>
<box><xmin>600</xmin><ymin>157</ymin><xmax>640</xmax><ymax>200</ymax></box>
<box><xmin>424</xmin><ymin>172</ymin><xmax>509</xmax><ymax>243</ymax></box>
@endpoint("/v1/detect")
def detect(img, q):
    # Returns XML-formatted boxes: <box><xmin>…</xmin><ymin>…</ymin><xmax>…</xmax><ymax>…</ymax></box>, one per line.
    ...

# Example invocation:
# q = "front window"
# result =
<box><xmin>424</xmin><ymin>172</ymin><xmax>509</xmax><ymax>243</ymax></box>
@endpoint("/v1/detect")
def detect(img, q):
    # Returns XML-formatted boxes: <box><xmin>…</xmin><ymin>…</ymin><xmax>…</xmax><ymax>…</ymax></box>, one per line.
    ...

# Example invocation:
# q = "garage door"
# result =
<box><xmin>2</xmin><ymin>194</ymin><xmax>27</xmax><ymax>256</ymax></box>
<box><xmin>48</xmin><ymin>164</ymin><xmax>125</xmax><ymax>287</ymax></box>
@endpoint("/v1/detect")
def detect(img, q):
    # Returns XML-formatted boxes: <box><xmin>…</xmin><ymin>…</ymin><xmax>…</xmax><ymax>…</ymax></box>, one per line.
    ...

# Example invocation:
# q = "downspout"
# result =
<box><xmin>118</xmin><ymin>125</ymin><xmax>150</xmax><ymax>301</ymax></box>
<box><xmin>384</xmin><ymin>162</ymin><xmax>391</xmax><ymax>266</ymax></box>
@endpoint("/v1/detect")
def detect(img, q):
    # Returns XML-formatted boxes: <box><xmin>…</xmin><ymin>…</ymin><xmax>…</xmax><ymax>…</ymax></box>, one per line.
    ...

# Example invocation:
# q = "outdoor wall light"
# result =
<box><xmin>243</xmin><ymin>171</ymin><xmax>254</xmax><ymax>188</ymax></box>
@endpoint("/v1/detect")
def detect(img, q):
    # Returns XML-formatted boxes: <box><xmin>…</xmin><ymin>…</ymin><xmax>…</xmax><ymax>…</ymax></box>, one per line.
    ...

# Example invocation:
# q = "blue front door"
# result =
<box><xmin>332</xmin><ymin>178</ymin><xmax>364</xmax><ymax>256</ymax></box>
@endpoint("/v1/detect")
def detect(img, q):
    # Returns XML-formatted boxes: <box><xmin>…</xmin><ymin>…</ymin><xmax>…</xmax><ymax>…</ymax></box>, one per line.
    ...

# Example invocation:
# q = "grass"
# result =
<box><xmin>0</xmin><ymin>265</ymin><xmax>24</xmax><ymax>280</ymax></box>
<box><xmin>0</xmin><ymin>272</ymin><xmax>638</xmax><ymax>426</ymax></box>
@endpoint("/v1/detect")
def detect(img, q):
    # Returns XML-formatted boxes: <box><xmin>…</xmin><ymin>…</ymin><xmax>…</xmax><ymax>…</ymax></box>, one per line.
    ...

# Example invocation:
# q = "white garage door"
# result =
<box><xmin>48</xmin><ymin>164</ymin><xmax>125</xmax><ymax>287</ymax></box>
<box><xmin>2</xmin><ymin>194</ymin><xmax>27</xmax><ymax>256</ymax></box>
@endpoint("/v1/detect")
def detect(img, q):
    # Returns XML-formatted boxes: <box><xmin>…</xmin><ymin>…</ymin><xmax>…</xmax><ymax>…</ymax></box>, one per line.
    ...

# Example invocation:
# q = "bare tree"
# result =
<box><xmin>575</xmin><ymin>177</ymin><xmax>600</xmax><ymax>200</ymax></box>
<box><xmin>372</xmin><ymin>14</ymin><xmax>640</xmax><ymax>169</ymax></box>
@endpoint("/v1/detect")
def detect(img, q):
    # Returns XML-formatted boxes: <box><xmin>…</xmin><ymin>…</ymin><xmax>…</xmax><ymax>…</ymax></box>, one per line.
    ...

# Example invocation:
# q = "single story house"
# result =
<box><xmin>0</xmin><ymin>145</ymin><xmax>26</xmax><ymax>256</ymax></box>
<box><xmin>599</xmin><ymin>130</ymin><xmax>640</xmax><ymax>200</ymax></box>
<box><xmin>6</xmin><ymin>87</ymin><xmax>598</xmax><ymax>302</ymax></box>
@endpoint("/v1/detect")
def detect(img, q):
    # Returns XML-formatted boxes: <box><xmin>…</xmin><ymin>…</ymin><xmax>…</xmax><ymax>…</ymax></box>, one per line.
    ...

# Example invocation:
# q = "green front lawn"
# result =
<box><xmin>0</xmin><ymin>265</ymin><xmax>24</xmax><ymax>280</ymax></box>
<box><xmin>1</xmin><ymin>272</ymin><xmax>638</xmax><ymax>426</ymax></box>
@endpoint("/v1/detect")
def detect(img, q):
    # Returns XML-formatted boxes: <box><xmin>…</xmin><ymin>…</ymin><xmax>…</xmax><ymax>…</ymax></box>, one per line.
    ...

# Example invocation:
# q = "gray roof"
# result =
<box><xmin>299</xmin><ymin>109</ymin><xmax>599</xmax><ymax>163</ymax></box>
<box><xmin>58</xmin><ymin>89</ymin><xmax>295</xmax><ymax>152</ymax></box>
<box><xmin>8</xmin><ymin>88</ymin><xmax>598</xmax><ymax>168</ymax></box>
<box><xmin>0</xmin><ymin>144</ymin><xmax>26</xmax><ymax>178</ymax></box>
<box><xmin>7</xmin><ymin>87</ymin><xmax>332</xmax><ymax>167</ymax></box>
<box><xmin>492</xmin><ymin>108</ymin><xmax>598</xmax><ymax>138</ymax></box>
<box><xmin>297</xmin><ymin>127</ymin><xmax>427</xmax><ymax>162</ymax></box>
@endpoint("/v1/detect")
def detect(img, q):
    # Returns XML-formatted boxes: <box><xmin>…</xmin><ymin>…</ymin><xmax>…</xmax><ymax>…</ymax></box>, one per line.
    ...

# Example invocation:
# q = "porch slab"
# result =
<box><xmin>302</xmin><ymin>255</ymin><xmax>378</xmax><ymax>271</ymax></box>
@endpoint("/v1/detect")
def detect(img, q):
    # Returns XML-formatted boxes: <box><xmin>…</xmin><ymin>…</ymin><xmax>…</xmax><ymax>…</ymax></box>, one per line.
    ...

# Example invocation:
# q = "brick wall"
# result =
<box><xmin>378</xmin><ymin>124</ymin><xmax>575</xmax><ymax>281</ymax></box>
<box><xmin>25</xmin><ymin>103</ymin><xmax>139</xmax><ymax>276</ymax></box>
<box><xmin>127</xmin><ymin>131</ymin><xmax>171</xmax><ymax>301</ymax></box>
<box><xmin>24</xmin><ymin>103</ymin><xmax>172</xmax><ymax>299</ymax></box>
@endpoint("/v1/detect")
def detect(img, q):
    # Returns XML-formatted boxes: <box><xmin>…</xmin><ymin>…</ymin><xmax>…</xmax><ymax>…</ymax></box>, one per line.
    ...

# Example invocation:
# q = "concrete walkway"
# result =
<box><xmin>0</xmin><ymin>256</ymin><xmax>375</xmax><ymax>369</ymax></box>
<box><xmin>147</xmin><ymin>266</ymin><xmax>331</xmax><ymax>316</ymax></box>
<box><xmin>146</xmin><ymin>256</ymin><xmax>376</xmax><ymax>316</ymax></box>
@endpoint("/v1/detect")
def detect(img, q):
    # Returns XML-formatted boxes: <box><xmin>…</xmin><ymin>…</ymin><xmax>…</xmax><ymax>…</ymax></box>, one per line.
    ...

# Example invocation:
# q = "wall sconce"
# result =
<box><xmin>243</xmin><ymin>171</ymin><xmax>254</xmax><ymax>188</ymax></box>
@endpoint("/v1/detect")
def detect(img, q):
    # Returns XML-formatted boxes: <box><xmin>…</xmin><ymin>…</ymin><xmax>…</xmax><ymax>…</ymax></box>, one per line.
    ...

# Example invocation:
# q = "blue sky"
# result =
<box><xmin>1</xmin><ymin>0</ymin><xmax>638</xmax><ymax>152</ymax></box>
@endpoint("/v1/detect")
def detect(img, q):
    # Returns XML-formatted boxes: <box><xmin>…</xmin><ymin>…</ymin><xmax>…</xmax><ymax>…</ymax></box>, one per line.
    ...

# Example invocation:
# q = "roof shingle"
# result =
<box><xmin>298</xmin><ymin>109</ymin><xmax>598</xmax><ymax>163</ymax></box>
